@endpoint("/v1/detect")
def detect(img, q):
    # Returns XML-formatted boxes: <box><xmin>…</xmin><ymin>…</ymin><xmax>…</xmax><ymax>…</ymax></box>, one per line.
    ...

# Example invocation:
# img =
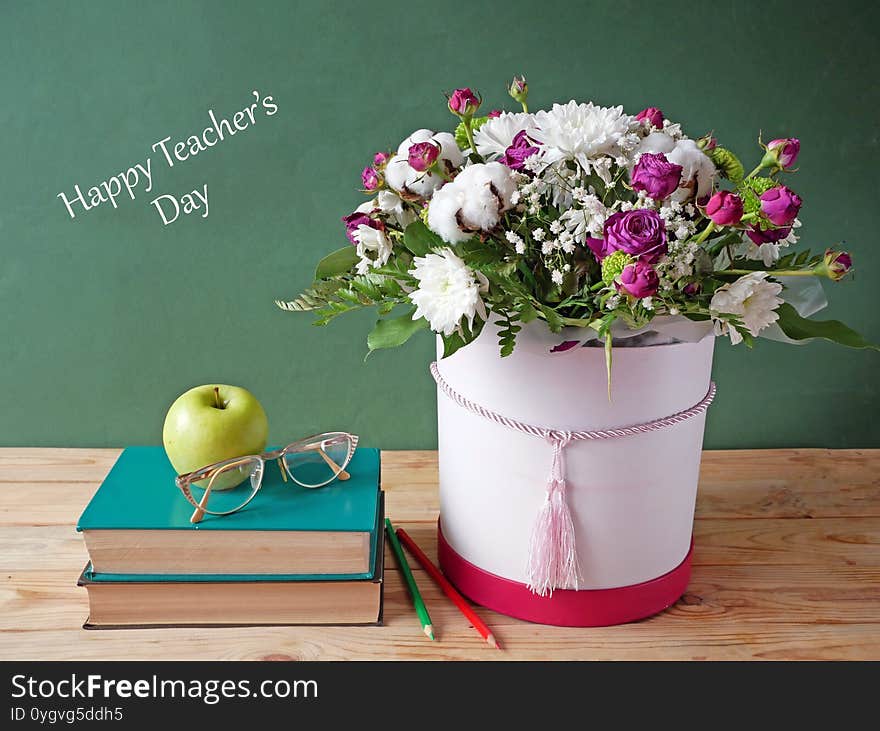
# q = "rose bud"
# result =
<box><xmin>705</xmin><ymin>190</ymin><xmax>744</xmax><ymax>226</ymax></box>
<box><xmin>819</xmin><ymin>249</ymin><xmax>853</xmax><ymax>281</ymax></box>
<box><xmin>631</xmin><ymin>152</ymin><xmax>683</xmax><ymax>200</ymax></box>
<box><xmin>373</xmin><ymin>151</ymin><xmax>391</xmax><ymax>168</ymax></box>
<box><xmin>407</xmin><ymin>141</ymin><xmax>441</xmax><ymax>172</ymax></box>
<box><xmin>508</xmin><ymin>75</ymin><xmax>528</xmax><ymax>105</ymax></box>
<box><xmin>617</xmin><ymin>260</ymin><xmax>660</xmax><ymax>298</ymax></box>
<box><xmin>487</xmin><ymin>109</ymin><xmax>502</xmax><ymax>118</ymax></box>
<box><xmin>697</xmin><ymin>134</ymin><xmax>717</xmax><ymax>151</ymax></box>
<box><xmin>683</xmin><ymin>281</ymin><xmax>702</xmax><ymax>296</ymax></box>
<box><xmin>760</xmin><ymin>185</ymin><xmax>802</xmax><ymax>226</ymax></box>
<box><xmin>763</xmin><ymin>137</ymin><xmax>800</xmax><ymax>170</ymax></box>
<box><xmin>635</xmin><ymin>107</ymin><xmax>664</xmax><ymax>129</ymax></box>
<box><xmin>361</xmin><ymin>166</ymin><xmax>382</xmax><ymax>191</ymax></box>
<box><xmin>448</xmin><ymin>87</ymin><xmax>481</xmax><ymax>118</ymax></box>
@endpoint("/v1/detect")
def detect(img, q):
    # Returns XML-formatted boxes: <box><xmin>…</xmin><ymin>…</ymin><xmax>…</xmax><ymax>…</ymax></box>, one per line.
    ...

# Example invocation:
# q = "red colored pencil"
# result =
<box><xmin>396</xmin><ymin>527</ymin><xmax>501</xmax><ymax>650</ymax></box>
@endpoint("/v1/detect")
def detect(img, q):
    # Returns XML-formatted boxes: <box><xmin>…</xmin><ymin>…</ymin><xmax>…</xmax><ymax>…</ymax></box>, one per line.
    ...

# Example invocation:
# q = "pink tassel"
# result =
<box><xmin>526</xmin><ymin>435</ymin><xmax>581</xmax><ymax>596</ymax></box>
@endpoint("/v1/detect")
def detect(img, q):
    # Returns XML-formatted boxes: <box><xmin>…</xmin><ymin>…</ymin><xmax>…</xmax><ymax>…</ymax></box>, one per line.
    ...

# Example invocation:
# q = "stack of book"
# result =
<box><xmin>76</xmin><ymin>446</ymin><xmax>384</xmax><ymax>628</ymax></box>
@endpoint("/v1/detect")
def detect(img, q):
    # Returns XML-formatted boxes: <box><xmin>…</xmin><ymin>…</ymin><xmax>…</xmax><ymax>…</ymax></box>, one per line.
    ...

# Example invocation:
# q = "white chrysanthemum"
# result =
<box><xmin>408</xmin><ymin>248</ymin><xmax>488</xmax><ymax>336</ymax></box>
<box><xmin>427</xmin><ymin>162</ymin><xmax>518</xmax><ymax>244</ymax></box>
<box><xmin>353</xmin><ymin>225</ymin><xmax>392</xmax><ymax>274</ymax></box>
<box><xmin>384</xmin><ymin>129</ymin><xmax>464</xmax><ymax>199</ymax></box>
<box><xmin>710</xmin><ymin>272</ymin><xmax>783</xmax><ymax>345</ymax></box>
<box><xmin>636</xmin><ymin>132</ymin><xmax>715</xmax><ymax>202</ymax></box>
<box><xmin>473</xmin><ymin>112</ymin><xmax>536</xmax><ymax>159</ymax></box>
<box><xmin>530</xmin><ymin>101</ymin><xmax>635</xmax><ymax>170</ymax></box>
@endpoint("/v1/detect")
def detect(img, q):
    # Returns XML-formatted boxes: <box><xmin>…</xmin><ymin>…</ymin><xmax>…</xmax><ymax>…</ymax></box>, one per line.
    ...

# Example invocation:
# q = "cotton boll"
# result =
<box><xmin>666</xmin><ymin>139</ymin><xmax>715</xmax><ymax>202</ymax></box>
<box><xmin>426</xmin><ymin>162</ymin><xmax>518</xmax><ymax>243</ymax></box>
<box><xmin>432</xmin><ymin>132</ymin><xmax>465</xmax><ymax>169</ymax></box>
<box><xmin>636</xmin><ymin>131</ymin><xmax>677</xmax><ymax>156</ymax></box>
<box><xmin>384</xmin><ymin>155</ymin><xmax>410</xmax><ymax>192</ymax></box>
<box><xmin>385</xmin><ymin>129</ymin><xmax>464</xmax><ymax>199</ymax></box>
<box><xmin>427</xmin><ymin>183</ymin><xmax>471</xmax><ymax>244</ymax></box>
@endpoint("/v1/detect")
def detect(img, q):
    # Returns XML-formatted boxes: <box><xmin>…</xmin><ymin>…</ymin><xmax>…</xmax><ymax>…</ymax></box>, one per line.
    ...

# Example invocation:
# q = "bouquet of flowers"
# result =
<box><xmin>278</xmin><ymin>76</ymin><xmax>875</xmax><ymax>365</ymax></box>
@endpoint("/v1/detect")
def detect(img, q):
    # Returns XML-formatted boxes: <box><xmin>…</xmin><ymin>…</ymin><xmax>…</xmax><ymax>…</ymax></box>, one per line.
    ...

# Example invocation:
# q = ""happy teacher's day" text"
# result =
<box><xmin>57</xmin><ymin>90</ymin><xmax>277</xmax><ymax>225</ymax></box>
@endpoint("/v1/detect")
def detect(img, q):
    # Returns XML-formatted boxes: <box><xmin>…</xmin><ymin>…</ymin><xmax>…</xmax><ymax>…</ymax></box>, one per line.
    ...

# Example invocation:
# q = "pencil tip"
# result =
<box><xmin>424</xmin><ymin>625</ymin><xmax>435</xmax><ymax>640</ymax></box>
<box><xmin>487</xmin><ymin>633</ymin><xmax>501</xmax><ymax>650</ymax></box>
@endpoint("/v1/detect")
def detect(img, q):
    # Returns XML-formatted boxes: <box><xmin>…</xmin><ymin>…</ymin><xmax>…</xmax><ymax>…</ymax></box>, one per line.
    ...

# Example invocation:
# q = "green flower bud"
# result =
<box><xmin>601</xmin><ymin>250</ymin><xmax>633</xmax><ymax>285</ymax></box>
<box><xmin>508</xmin><ymin>75</ymin><xmax>528</xmax><ymax>106</ymax></box>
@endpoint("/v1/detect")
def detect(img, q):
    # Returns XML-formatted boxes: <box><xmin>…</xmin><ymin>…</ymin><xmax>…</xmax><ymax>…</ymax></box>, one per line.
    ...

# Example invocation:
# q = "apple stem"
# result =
<box><xmin>213</xmin><ymin>386</ymin><xmax>223</xmax><ymax>409</ymax></box>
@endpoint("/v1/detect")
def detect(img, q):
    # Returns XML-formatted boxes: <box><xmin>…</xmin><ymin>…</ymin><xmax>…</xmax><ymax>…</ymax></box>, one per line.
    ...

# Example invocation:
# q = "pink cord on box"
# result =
<box><xmin>430</xmin><ymin>361</ymin><xmax>717</xmax><ymax>597</ymax></box>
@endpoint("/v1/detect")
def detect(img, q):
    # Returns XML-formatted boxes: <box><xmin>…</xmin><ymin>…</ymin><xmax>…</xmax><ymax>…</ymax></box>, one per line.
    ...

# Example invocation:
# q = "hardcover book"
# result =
<box><xmin>77</xmin><ymin>446</ymin><xmax>382</xmax><ymax>577</ymax></box>
<box><xmin>78</xmin><ymin>494</ymin><xmax>385</xmax><ymax>628</ymax></box>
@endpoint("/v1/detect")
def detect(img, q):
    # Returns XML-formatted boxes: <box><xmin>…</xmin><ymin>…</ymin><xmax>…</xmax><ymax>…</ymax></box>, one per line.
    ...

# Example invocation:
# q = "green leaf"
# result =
<box><xmin>366</xmin><ymin>310</ymin><xmax>428</xmax><ymax>353</ymax></box>
<box><xmin>708</xmin><ymin>147</ymin><xmax>744</xmax><ymax>183</ymax></box>
<box><xmin>775</xmin><ymin>302</ymin><xmax>880</xmax><ymax>350</ymax></box>
<box><xmin>314</xmin><ymin>246</ymin><xmax>359</xmax><ymax>280</ymax></box>
<box><xmin>441</xmin><ymin>331</ymin><xmax>466</xmax><ymax>358</ymax></box>
<box><xmin>403</xmin><ymin>220</ymin><xmax>443</xmax><ymax>256</ymax></box>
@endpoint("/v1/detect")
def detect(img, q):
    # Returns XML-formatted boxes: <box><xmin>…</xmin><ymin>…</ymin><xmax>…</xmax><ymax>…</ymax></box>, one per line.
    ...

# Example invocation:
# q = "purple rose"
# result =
<box><xmin>448</xmin><ymin>87</ymin><xmax>481</xmax><ymax>117</ymax></box>
<box><xmin>342</xmin><ymin>211</ymin><xmax>383</xmax><ymax>245</ymax></box>
<box><xmin>407</xmin><ymin>141</ymin><xmax>440</xmax><ymax>172</ymax></box>
<box><xmin>683</xmin><ymin>281</ymin><xmax>702</xmax><ymax>296</ymax></box>
<box><xmin>766</xmin><ymin>138</ymin><xmax>800</xmax><ymax>169</ymax></box>
<box><xmin>617</xmin><ymin>261</ymin><xmax>659</xmax><ymax>298</ymax></box>
<box><xmin>487</xmin><ymin>109</ymin><xmax>502</xmax><ymax>118</ymax></box>
<box><xmin>631</xmin><ymin>153</ymin><xmax>682</xmax><ymax>200</ymax></box>
<box><xmin>746</xmin><ymin>223</ymin><xmax>791</xmax><ymax>245</ymax></box>
<box><xmin>361</xmin><ymin>166</ymin><xmax>381</xmax><ymax>191</ymax></box>
<box><xmin>705</xmin><ymin>191</ymin><xmax>744</xmax><ymax>226</ymax></box>
<box><xmin>601</xmin><ymin>209</ymin><xmax>667</xmax><ymax>262</ymax></box>
<box><xmin>500</xmin><ymin>130</ymin><xmax>539</xmax><ymax>171</ymax></box>
<box><xmin>373</xmin><ymin>151</ymin><xmax>391</xmax><ymax>167</ymax></box>
<box><xmin>635</xmin><ymin>107</ymin><xmax>664</xmax><ymax>128</ymax></box>
<box><xmin>760</xmin><ymin>185</ymin><xmax>802</xmax><ymax>226</ymax></box>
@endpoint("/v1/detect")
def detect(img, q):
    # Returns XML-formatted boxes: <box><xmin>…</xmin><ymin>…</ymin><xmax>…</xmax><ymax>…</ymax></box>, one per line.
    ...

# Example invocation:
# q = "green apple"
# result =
<box><xmin>162</xmin><ymin>384</ymin><xmax>269</xmax><ymax>490</ymax></box>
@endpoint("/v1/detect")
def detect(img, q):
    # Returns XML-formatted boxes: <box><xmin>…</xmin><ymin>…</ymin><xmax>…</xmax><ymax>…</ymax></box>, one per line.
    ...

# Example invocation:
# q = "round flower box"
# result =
<box><xmin>434</xmin><ymin>322</ymin><xmax>715</xmax><ymax>626</ymax></box>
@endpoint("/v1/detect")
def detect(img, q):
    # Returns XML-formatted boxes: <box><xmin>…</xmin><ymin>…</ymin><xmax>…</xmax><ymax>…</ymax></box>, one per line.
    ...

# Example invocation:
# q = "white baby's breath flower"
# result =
<box><xmin>549</xmin><ymin>219</ymin><xmax>563</xmax><ymax>235</ymax></box>
<box><xmin>427</xmin><ymin>162</ymin><xmax>518</xmax><ymax>244</ymax></box>
<box><xmin>551</xmin><ymin>270</ymin><xmax>564</xmax><ymax>286</ymax></box>
<box><xmin>385</xmin><ymin>129</ymin><xmax>464</xmax><ymax>199</ymax></box>
<box><xmin>532</xmin><ymin>227</ymin><xmax>546</xmax><ymax>242</ymax></box>
<box><xmin>473</xmin><ymin>112</ymin><xmax>536</xmax><ymax>159</ymax></box>
<box><xmin>408</xmin><ymin>248</ymin><xmax>488</xmax><ymax>336</ymax></box>
<box><xmin>541</xmin><ymin>240</ymin><xmax>555</xmax><ymax>255</ymax></box>
<box><xmin>641</xmin><ymin>297</ymin><xmax>654</xmax><ymax>311</ymax></box>
<box><xmin>710</xmin><ymin>272</ymin><xmax>783</xmax><ymax>345</ymax></box>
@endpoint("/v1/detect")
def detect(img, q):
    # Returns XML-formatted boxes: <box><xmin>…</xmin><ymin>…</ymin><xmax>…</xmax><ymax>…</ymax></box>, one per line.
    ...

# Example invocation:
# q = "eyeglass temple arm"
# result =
<box><xmin>299</xmin><ymin>442</ymin><xmax>351</xmax><ymax>480</ymax></box>
<box><xmin>190</xmin><ymin>477</ymin><xmax>214</xmax><ymax>524</ymax></box>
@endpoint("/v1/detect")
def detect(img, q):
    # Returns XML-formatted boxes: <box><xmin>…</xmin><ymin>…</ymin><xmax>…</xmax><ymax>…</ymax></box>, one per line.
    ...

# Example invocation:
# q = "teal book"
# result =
<box><xmin>77</xmin><ymin>446</ymin><xmax>381</xmax><ymax>578</ymax></box>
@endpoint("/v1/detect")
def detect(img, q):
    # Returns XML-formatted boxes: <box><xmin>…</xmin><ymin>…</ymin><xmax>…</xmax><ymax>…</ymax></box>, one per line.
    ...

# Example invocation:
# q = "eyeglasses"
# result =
<box><xmin>174</xmin><ymin>431</ymin><xmax>359</xmax><ymax>524</ymax></box>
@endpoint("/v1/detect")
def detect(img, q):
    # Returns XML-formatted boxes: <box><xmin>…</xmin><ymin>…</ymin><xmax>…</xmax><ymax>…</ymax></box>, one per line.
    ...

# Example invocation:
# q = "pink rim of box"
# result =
<box><xmin>437</xmin><ymin>520</ymin><xmax>692</xmax><ymax>627</ymax></box>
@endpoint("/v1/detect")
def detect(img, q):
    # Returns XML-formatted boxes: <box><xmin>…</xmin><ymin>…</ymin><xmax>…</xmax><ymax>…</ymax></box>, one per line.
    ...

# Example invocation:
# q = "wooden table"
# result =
<box><xmin>1</xmin><ymin>448</ymin><xmax>878</xmax><ymax>660</ymax></box>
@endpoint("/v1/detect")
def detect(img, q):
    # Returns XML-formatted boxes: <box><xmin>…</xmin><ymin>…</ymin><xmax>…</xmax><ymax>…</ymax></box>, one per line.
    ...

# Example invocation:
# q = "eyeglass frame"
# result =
<box><xmin>174</xmin><ymin>431</ymin><xmax>359</xmax><ymax>524</ymax></box>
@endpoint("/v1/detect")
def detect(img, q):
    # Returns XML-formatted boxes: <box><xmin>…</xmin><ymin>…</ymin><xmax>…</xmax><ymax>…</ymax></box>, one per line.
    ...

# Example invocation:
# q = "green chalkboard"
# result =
<box><xmin>1</xmin><ymin>0</ymin><xmax>878</xmax><ymax>448</ymax></box>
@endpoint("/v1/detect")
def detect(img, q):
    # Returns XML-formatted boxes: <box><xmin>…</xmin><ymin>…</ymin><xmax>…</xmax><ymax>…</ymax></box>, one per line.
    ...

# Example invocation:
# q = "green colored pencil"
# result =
<box><xmin>385</xmin><ymin>518</ymin><xmax>434</xmax><ymax>640</ymax></box>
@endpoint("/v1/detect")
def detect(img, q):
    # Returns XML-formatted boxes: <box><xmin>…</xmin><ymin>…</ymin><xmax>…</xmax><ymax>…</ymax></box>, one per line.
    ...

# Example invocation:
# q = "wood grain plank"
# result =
<box><xmin>0</xmin><ymin>447</ymin><xmax>879</xmax><ymax>660</ymax></box>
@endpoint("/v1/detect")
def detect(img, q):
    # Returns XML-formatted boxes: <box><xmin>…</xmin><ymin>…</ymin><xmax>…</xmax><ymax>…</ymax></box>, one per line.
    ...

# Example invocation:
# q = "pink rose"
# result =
<box><xmin>631</xmin><ymin>153</ymin><xmax>682</xmax><ymax>200</ymax></box>
<box><xmin>746</xmin><ymin>224</ymin><xmax>791</xmax><ymax>245</ymax></box>
<box><xmin>487</xmin><ymin>109</ymin><xmax>502</xmax><ymax>118</ymax></box>
<box><xmin>617</xmin><ymin>261</ymin><xmax>659</xmax><ymax>298</ymax></box>
<box><xmin>705</xmin><ymin>191</ymin><xmax>744</xmax><ymax>226</ymax></box>
<box><xmin>760</xmin><ymin>186</ymin><xmax>802</xmax><ymax>226</ymax></box>
<box><xmin>373</xmin><ymin>151</ymin><xmax>391</xmax><ymax>167</ymax></box>
<box><xmin>635</xmin><ymin>107</ymin><xmax>664</xmax><ymax>128</ymax></box>
<box><xmin>361</xmin><ymin>166</ymin><xmax>381</xmax><ymax>191</ymax></box>
<box><xmin>448</xmin><ymin>87</ymin><xmax>481</xmax><ymax>117</ymax></box>
<box><xmin>407</xmin><ymin>141</ymin><xmax>440</xmax><ymax>172</ymax></box>
<box><xmin>766</xmin><ymin>138</ymin><xmax>800</xmax><ymax>169</ymax></box>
